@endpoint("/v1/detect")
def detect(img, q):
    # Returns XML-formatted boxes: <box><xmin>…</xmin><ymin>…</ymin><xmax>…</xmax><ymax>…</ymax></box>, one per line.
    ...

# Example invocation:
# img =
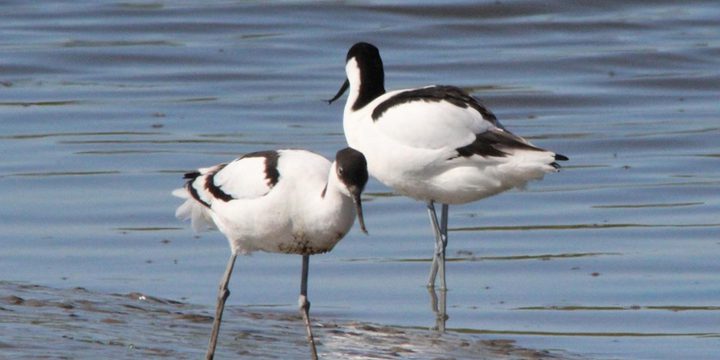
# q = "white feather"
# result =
<box><xmin>172</xmin><ymin>187</ymin><xmax>217</xmax><ymax>232</ymax></box>
<box><xmin>173</xmin><ymin>150</ymin><xmax>362</xmax><ymax>255</ymax></box>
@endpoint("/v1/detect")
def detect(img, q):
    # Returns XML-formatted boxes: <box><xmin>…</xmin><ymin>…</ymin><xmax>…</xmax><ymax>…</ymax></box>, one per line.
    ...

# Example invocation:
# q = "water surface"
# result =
<box><xmin>1</xmin><ymin>1</ymin><xmax>719</xmax><ymax>359</ymax></box>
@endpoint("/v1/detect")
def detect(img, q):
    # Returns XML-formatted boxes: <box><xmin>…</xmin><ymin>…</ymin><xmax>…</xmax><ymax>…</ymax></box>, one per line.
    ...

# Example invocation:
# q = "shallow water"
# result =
<box><xmin>1</xmin><ymin>281</ymin><xmax>576</xmax><ymax>359</ymax></box>
<box><xmin>1</xmin><ymin>1</ymin><xmax>719</xmax><ymax>359</ymax></box>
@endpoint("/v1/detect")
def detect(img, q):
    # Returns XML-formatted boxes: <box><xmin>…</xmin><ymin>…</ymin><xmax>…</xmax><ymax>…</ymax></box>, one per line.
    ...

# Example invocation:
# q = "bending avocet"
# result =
<box><xmin>328</xmin><ymin>42</ymin><xmax>567</xmax><ymax>291</ymax></box>
<box><xmin>174</xmin><ymin>148</ymin><xmax>368</xmax><ymax>360</ymax></box>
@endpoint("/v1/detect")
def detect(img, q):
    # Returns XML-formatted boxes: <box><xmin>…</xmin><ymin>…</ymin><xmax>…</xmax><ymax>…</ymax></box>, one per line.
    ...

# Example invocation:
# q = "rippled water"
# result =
<box><xmin>1</xmin><ymin>281</ymin><xmax>577</xmax><ymax>359</ymax></box>
<box><xmin>1</xmin><ymin>1</ymin><xmax>719</xmax><ymax>359</ymax></box>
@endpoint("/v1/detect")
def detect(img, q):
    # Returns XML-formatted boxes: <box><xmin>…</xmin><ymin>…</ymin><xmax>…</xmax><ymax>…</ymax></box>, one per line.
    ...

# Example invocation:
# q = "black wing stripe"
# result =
<box><xmin>240</xmin><ymin>150</ymin><xmax>280</xmax><ymax>188</ymax></box>
<box><xmin>205</xmin><ymin>163</ymin><xmax>234</xmax><ymax>202</ymax></box>
<box><xmin>371</xmin><ymin>85</ymin><xmax>498</xmax><ymax>125</ymax></box>
<box><xmin>188</xmin><ymin>150</ymin><xmax>284</xmax><ymax>208</ymax></box>
<box><xmin>185</xmin><ymin>183</ymin><xmax>210</xmax><ymax>209</ymax></box>
<box><xmin>181</xmin><ymin>171</ymin><xmax>211</xmax><ymax>208</ymax></box>
<box><xmin>203</xmin><ymin>150</ymin><xmax>281</xmax><ymax>204</ymax></box>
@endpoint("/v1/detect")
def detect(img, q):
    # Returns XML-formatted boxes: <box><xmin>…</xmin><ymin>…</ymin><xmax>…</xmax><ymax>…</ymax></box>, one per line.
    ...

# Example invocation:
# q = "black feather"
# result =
<box><xmin>372</xmin><ymin>86</ymin><xmax>498</xmax><ymax>126</ymax></box>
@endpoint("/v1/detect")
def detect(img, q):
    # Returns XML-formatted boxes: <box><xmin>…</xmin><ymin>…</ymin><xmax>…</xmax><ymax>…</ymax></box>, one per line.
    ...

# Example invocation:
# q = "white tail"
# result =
<box><xmin>172</xmin><ymin>188</ymin><xmax>217</xmax><ymax>233</ymax></box>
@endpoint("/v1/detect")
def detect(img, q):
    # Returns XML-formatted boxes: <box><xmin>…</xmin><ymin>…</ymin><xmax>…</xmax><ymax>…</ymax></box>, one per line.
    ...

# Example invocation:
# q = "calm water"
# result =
<box><xmin>1</xmin><ymin>1</ymin><xmax>719</xmax><ymax>359</ymax></box>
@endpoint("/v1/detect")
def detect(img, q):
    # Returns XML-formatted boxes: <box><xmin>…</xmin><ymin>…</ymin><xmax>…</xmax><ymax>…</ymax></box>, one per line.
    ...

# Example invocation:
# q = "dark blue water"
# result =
<box><xmin>1</xmin><ymin>1</ymin><xmax>719</xmax><ymax>359</ymax></box>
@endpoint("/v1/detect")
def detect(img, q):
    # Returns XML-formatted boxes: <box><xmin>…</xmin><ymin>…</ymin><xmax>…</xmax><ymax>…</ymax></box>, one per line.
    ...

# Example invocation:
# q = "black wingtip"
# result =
<box><xmin>550</xmin><ymin>153</ymin><xmax>568</xmax><ymax>170</ymax></box>
<box><xmin>183</xmin><ymin>171</ymin><xmax>201</xmax><ymax>180</ymax></box>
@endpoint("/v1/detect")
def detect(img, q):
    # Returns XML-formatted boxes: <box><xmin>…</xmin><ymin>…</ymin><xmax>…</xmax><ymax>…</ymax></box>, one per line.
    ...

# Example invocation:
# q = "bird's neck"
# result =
<box><xmin>320</xmin><ymin>164</ymin><xmax>348</xmax><ymax>205</ymax></box>
<box><xmin>303</xmin><ymin>165</ymin><xmax>354</xmax><ymax>232</ymax></box>
<box><xmin>346</xmin><ymin>59</ymin><xmax>385</xmax><ymax>112</ymax></box>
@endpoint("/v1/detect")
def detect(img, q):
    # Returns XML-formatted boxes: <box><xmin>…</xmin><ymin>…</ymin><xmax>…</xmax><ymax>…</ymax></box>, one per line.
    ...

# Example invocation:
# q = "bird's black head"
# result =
<box><xmin>336</xmin><ymin>147</ymin><xmax>368</xmax><ymax>195</ymax></box>
<box><xmin>346</xmin><ymin>42</ymin><xmax>381</xmax><ymax>64</ymax></box>
<box><xmin>327</xmin><ymin>42</ymin><xmax>385</xmax><ymax>109</ymax></box>
<box><xmin>335</xmin><ymin>147</ymin><xmax>369</xmax><ymax>234</ymax></box>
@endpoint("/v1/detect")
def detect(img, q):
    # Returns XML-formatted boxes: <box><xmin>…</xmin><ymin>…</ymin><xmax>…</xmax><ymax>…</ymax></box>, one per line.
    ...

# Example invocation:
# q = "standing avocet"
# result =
<box><xmin>328</xmin><ymin>42</ymin><xmax>567</xmax><ymax>292</ymax></box>
<box><xmin>173</xmin><ymin>148</ymin><xmax>368</xmax><ymax>360</ymax></box>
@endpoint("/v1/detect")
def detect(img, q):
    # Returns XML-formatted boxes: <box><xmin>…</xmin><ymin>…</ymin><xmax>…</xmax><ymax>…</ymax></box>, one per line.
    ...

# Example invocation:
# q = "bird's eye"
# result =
<box><xmin>337</xmin><ymin>167</ymin><xmax>344</xmax><ymax>175</ymax></box>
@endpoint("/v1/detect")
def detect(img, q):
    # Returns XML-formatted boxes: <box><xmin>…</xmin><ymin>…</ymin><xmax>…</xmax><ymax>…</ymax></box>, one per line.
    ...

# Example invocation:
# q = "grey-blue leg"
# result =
<box><xmin>426</xmin><ymin>201</ymin><xmax>449</xmax><ymax>290</ymax></box>
<box><xmin>299</xmin><ymin>255</ymin><xmax>319</xmax><ymax>360</ymax></box>
<box><xmin>439</xmin><ymin>203</ymin><xmax>449</xmax><ymax>290</ymax></box>
<box><xmin>206</xmin><ymin>252</ymin><xmax>238</xmax><ymax>360</ymax></box>
<box><xmin>427</xmin><ymin>286</ymin><xmax>448</xmax><ymax>332</ymax></box>
<box><xmin>426</xmin><ymin>201</ymin><xmax>442</xmax><ymax>287</ymax></box>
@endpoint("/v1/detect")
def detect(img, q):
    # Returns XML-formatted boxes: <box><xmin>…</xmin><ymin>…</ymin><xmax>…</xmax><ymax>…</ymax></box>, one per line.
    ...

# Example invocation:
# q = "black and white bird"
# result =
<box><xmin>328</xmin><ymin>42</ymin><xmax>567</xmax><ymax>292</ymax></box>
<box><xmin>173</xmin><ymin>148</ymin><xmax>368</xmax><ymax>360</ymax></box>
